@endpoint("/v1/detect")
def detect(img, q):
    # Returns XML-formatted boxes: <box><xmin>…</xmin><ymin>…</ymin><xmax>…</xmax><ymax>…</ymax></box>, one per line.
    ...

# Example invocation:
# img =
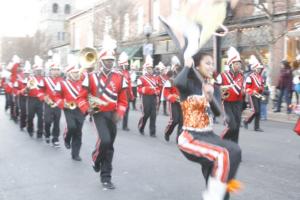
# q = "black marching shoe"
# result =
<box><xmin>45</xmin><ymin>137</ymin><xmax>50</xmax><ymax>144</ymax></box>
<box><xmin>72</xmin><ymin>155</ymin><xmax>82</xmax><ymax>161</ymax></box>
<box><xmin>139</xmin><ymin>128</ymin><xmax>144</xmax><ymax>135</ymax></box>
<box><xmin>150</xmin><ymin>134</ymin><xmax>156</xmax><ymax>138</ymax></box>
<box><xmin>92</xmin><ymin>163</ymin><xmax>100</xmax><ymax>172</ymax></box>
<box><xmin>52</xmin><ymin>141</ymin><xmax>60</xmax><ymax>148</ymax></box>
<box><xmin>122</xmin><ymin>127</ymin><xmax>130</xmax><ymax>131</ymax></box>
<box><xmin>102</xmin><ymin>181</ymin><xmax>116</xmax><ymax>190</ymax></box>
<box><xmin>64</xmin><ymin>141</ymin><xmax>71</xmax><ymax>149</ymax></box>
<box><xmin>254</xmin><ymin>128</ymin><xmax>264</xmax><ymax>132</ymax></box>
<box><xmin>164</xmin><ymin>134</ymin><xmax>170</xmax><ymax>142</ymax></box>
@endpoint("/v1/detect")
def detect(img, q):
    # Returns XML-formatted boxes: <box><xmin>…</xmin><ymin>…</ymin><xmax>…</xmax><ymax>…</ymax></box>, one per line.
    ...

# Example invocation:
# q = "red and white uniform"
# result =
<box><xmin>163</xmin><ymin>80</ymin><xmax>180</xmax><ymax>103</ymax></box>
<box><xmin>58</xmin><ymin>79</ymin><xmax>82</xmax><ymax>109</ymax></box>
<box><xmin>245</xmin><ymin>72</ymin><xmax>264</xmax><ymax>96</ymax></box>
<box><xmin>27</xmin><ymin>75</ymin><xmax>45</xmax><ymax>100</ymax></box>
<box><xmin>77</xmin><ymin>70</ymin><xmax>128</xmax><ymax>117</ymax></box>
<box><xmin>41</xmin><ymin>76</ymin><xmax>63</xmax><ymax>106</ymax></box>
<box><xmin>137</xmin><ymin>74</ymin><xmax>160</xmax><ymax>96</ymax></box>
<box><xmin>216</xmin><ymin>71</ymin><xmax>244</xmax><ymax>102</ymax></box>
<box><xmin>14</xmin><ymin>73</ymin><xmax>28</xmax><ymax>96</ymax></box>
<box><xmin>122</xmin><ymin>70</ymin><xmax>134</xmax><ymax>101</ymax></box>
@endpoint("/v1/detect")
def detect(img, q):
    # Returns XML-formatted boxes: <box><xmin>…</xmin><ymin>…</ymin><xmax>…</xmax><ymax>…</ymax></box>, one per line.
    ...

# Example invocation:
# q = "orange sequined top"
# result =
<box><xmin>181</xmin><ymin>95</ymin><xmax>213</xmax><ymax>132</ymax></box>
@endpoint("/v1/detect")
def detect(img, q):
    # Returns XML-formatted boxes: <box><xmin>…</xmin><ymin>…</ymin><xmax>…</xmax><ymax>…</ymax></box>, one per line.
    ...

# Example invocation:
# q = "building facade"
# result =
<box><xmin>67</xmin><ymin>0</ymin><xmax>300</xmax><ymax>85</ymax></box>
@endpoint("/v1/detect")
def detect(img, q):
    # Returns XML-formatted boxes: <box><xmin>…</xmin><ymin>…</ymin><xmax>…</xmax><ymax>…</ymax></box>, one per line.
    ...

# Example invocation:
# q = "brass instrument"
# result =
<box><xmin>65</xmin><ymin>102</ymin><xmax>77</xmax><ymax>110</ymax></box>
<box><xmin>27</xmin><ymin>78</ymin><xmax>39</xmax><ymax>90</ymax></box>
<box><xmin>88</xmin><ymin>94</ymin><xmax>108</xmax><ymax>113</ymax></box>
<box><xmin>44</xmin><ymin>95</ymin><xmax>55</xmax><ymax>107</ymax></box>
<box><xmin>79</xmin><ymin>47</ymin><xmax>98</xmax><ymax>75</ymax></box>
<box><xmin>220</xmin><ymin>84</ymin><xmax>233</xmax><ymax>99</ymax></box>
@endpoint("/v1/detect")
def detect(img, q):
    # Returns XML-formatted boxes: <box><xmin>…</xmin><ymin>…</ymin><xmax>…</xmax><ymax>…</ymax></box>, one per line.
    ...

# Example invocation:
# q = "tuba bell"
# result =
<box><xmin>79</xmin><ymin>47</ymin><xmax>97</xmax><ymax>69</ymax></box>
<box><xmin>65</xmin><ymin>102</ymin><xmax>77</xmax><ymax>110</ymax></box>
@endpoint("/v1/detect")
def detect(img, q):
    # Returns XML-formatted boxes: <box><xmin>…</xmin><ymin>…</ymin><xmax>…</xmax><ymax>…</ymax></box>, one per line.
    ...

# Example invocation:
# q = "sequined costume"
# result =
<box><xmin>174</xmin><ymin>67</ymin><xmax>242</xmax><ymax>200</ymax></box>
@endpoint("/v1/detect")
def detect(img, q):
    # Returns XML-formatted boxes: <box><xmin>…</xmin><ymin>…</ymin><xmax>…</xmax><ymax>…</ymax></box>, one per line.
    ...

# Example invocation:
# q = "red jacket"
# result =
<box><xmin>2</xmin><ymin>78</ymin><xmax>13</xmax><ymax>94</ymax></box>
<box><xmin>163</xmin><ymin>79</ymin><xmax>180</xmax><ymax>103</ymax></box>
<box><xmin>216</xmin><ymin>71</ymin><xmax>244</xmax><ymax>102</ymax></box>
<box><xmin>27</xmin><ymin>76</ymin><xmax>45</xmax><ymax>99</ymax></box>
<box><xmin>58</xmin><ymin>79</ymin><xmax>82</xmax><ymax>109</ymax></box>
<box><xmin>76</xmin><ymin>71</ymin><xmax>128</xmax><ymax>117</ymax></box>
<box><xmin>137</xmin><ymin>74</ymin><xmax>160</xmax><ymax>96</ymax></box>
<box><xmin>122</xmin><ymin>69</ymin><xmax>134</xmax><ymax>101</ymax></box>
<box><xmin>41</xmin><ymin>76</ymin><xmax>63</xmax><ymax>106</ymax></box>
<box><xmin>245</xmin><ymin>72</ymin><xmax>264</xmax><ymax>95</ymax></box>
<box><xmin>14</xmin><ymin>73</ymin><xmax>28</xmax><ymax>96</ymax></box>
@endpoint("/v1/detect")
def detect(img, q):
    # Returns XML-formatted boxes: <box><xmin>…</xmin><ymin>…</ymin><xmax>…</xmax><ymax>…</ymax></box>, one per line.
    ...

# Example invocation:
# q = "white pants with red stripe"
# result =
<box><xmin>178</xmin><ymin>130</ymin><xmax>241</xmax><ymax>199</ymax></box>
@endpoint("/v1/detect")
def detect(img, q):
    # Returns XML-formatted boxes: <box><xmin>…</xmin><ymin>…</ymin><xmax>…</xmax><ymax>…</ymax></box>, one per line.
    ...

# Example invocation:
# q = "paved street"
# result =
<box><xmin>0</xmin><ymin>96</ymin><xmax>299</xmax><ymax>200</ymax></box>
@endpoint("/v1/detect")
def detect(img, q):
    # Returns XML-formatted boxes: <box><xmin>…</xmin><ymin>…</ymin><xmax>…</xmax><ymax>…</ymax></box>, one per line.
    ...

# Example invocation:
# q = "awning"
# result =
<box><xmin>117</xmin><ymin>45</ymin><xmax>142</xmax><ymax>59</ymax></box>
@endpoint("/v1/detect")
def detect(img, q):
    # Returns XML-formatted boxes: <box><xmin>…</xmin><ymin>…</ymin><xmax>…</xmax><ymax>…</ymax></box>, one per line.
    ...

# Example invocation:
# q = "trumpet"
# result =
<box><xmin>220</xmin><ymin>84</ymin><xmax>233</xmax><ymax>99</ymax></box>
<box><xmin>88</xmin><ymin>94</ymin><xmax>108</xmax><ymax>113</ymax></box>
<box><xmin>27</xmin><ymin>78</ymin><xmax>38</xmax><ymax>90</ymax></box>
<box><xmin>65</xmin><ymin>101</ymin><xmax>77</xmax><ymax>110</ymax></box>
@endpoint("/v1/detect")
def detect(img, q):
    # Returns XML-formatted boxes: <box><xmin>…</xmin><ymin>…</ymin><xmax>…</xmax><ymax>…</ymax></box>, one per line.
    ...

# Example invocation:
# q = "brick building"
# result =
<box><xmin>68</xmin><ymin>0</ymin><xmax>300</xmax><ymax>85</ymax></box>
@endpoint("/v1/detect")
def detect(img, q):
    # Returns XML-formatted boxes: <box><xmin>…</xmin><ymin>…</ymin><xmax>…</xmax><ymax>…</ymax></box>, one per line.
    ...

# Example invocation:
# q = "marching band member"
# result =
<box><xmin>10</xmin><ymin>55</ymin><xmax>21</xmax><ymax>122</ymax></box>
<box><xmin>118</xmin><ymin>52</ymin><xmax>134</xmax><ymax>131</ymax></box>
<box><xmin>76</xmin><ymin>38</ymin><xmax>128</xmax><ymax>189</ymax></box>
<box><xmin>163</xmin><ymin>67</ymin><xmax>182</xmax><ymax>142</ymax></box>
<box><xmin>175</xmin><ymin>53</ymin><xmax>241</xmax><ymax>200</ymax></box>
<box><xmin>137</xmin><ymin>55</ymin><xmax>160</xmax><ymax>137</ymax></box>
<box><xmin>15</xmin><ymin>61</ymin><xmax>31</xmax><ymax>131</ymax></box>
<box><xmin>156</xmin><ymin>62</ymin><xmax>168</xmax><ymax>115</ymax></box>
<box><xmin>41</xmin><ymin>55</ymin><xmax>63</xmax><ymax>146</ymax></box>
<box><xmin>130</xmin><ymin>61</ymin><xmax>138</xmax><ymax>110</ymax></box>
<box><xmin>2</xmin><ymin>64</ymin><xmax>13</xmax><ymax>112</ymax></box>
<box><xmin>216</xmin><ymin>47</ymin><xmax>244</xmax><ymax>143</ymax></box>
<box><xmin>243</xmin><ymin>55</ymin><xmax>265</xmax><ymax>132</ymax></box>
<box><xmin>58</xmin><ymin>58</ymin><xmax>85</xmax><ymax>161</ymax></box>
<box><xmin>27</xmin><ymin>56</ymin><xmax>45</xmax><ymax>138</ymax></box>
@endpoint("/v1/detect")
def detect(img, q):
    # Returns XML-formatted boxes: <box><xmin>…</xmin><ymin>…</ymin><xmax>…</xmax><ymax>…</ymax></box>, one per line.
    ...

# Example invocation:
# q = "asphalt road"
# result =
<box><xmin>0</xmin><ymin>96</ymin><xmax>299</xmax><ymax>200</ymax></box>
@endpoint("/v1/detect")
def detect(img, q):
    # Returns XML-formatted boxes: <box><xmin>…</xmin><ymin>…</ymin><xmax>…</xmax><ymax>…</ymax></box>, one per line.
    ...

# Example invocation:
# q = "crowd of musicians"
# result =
<box><xmin>0</xmin><ymin>41</ymin><xmax>266</xmax><ymax>199</ymax></box>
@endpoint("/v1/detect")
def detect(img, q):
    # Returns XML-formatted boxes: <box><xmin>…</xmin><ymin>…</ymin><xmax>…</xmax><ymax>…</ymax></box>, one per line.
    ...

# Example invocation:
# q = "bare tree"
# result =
<box><xmin>232</xmin><ymin>0</ymin><xmax>297</xmax><ymax>85</ymax></box>
<box><xmin>93</xmin><ymin>0</ymin><xmax>136</xmax><ymax>47</ymax></box>
<box><xmin>1</xmin><ymin>31</ymin><xmax>51</xmax><ymax>64</ymax></box>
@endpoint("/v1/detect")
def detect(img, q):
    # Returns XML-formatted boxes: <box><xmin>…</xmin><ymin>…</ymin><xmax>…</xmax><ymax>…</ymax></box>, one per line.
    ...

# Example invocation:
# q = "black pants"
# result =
<box><xmin>138</xmin><ymin>95</ymin><xmax>157</xmax><ymax>136</ymax></box>
<box><xmin>19</xmin><ymin>95</ymin><xmax>28</xmax><ymax>129</ymax></box>
<box><xmin>122</xmin><ymin>106</ymin><xmax>130</xmax><ymax>129</ymax></box>
<box><xmin>92</xmin><ymin>112</ymin><xmax>117</xmax><ymax>183</ymax></box>
<box><xmin>178</xmin><ymin>130</ymin><xmax>241</xmax><ymax>200</ymax></box>
<box><xmin>131</xmin><ymin>87</ymin><xmax>137</xmax><ymax>110</ymax></box>
<box><xmin>27</xmin><ymin>97</ymin><xmax>44</xmax><ymax>136</ymax></box>
<box><xmin>222</xmin><ymin>101</ymin><xmax>242</xmax><ymax>143</ymax></box>
<box><xmin>245</xmin><ymin>96</ymin><xmax>261</xmax><ymax>129</ymax></box>
<box><xmin>11</xmin><ymin>95</ymin><xmax>19</xmax><ymax>121</ymax></box>
<box><xmin>44</xmin><ymin>104</ymin><xmax>61</xmax><ymax>143</ymax></box>
<box><xmin>64</xmin><ymin>108</ymin><xmax>85</xmax><ymax>157</ymax></box>
<box><xmin>164</xmin><ymin>102</ymin><xmax>183</xmax><ymax>138</ymax></box>
<box><xmin>5</xmin><ymin>93</ymin><xmax>12</xmax><ymax>111</ymax></box>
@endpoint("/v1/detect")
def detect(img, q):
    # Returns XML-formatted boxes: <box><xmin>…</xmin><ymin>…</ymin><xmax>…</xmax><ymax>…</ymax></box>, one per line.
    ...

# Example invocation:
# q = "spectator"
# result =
<box><xmin>292</xmin><ymin>57</ymin><xmax>300</xmax><ymax>104</ymax></box>
<box><xmin>260</xmin><ymin>69</ymin><xmax>270</xmax><ymax>120</ymax></box>
<box><xmin>274</xmin><ymin>60</ymin><xmax>293</xmax><ymax>114</ymax></box>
